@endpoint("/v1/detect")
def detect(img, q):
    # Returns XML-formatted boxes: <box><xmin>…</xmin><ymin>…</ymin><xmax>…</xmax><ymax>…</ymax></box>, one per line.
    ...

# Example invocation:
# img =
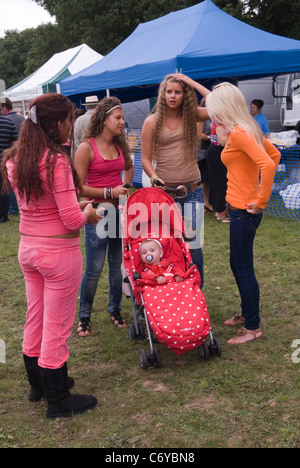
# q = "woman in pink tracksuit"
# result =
<box><xmin>1</xmin><ymin>93</ymin><xmax>101</xmax><ymax>419</ymax></box>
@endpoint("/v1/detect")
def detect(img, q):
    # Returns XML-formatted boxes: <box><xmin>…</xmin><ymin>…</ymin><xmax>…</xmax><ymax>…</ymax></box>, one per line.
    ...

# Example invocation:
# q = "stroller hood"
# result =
<box><xmin>122</xmin><ymin>188</ymin><xmax>186</xmax><ymax>243</ymax></box>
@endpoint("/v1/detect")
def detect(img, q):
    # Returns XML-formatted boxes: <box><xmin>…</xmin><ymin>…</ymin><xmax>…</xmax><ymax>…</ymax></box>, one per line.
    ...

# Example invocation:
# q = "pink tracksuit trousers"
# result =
<box><xmin>18</xmin><ymin>236</ymin><xmax>82</xmax><ymax>369</ymax></box>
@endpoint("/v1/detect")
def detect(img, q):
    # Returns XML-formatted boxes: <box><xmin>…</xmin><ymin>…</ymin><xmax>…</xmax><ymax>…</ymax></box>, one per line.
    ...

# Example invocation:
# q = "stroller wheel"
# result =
<box><xmin>128</xmin><ymin>324</ymin><xmax>136</xmax><ymax>340</ymax></box>
<box><xmin>199</xmin><ymin>341</ymin><xmax>210</xmax><ymax>361</ymax></box>
<box><xmin>153</xmin><ymin>348</ymin><xmax>162</xmax><ymax>369</ymax></box>
<box><xmin>139</xmin><ymin>349</ymin><xmax>148</xmax><ymax>370</ymax></box>
<box><xmin>209</xmin><ymin>337</ymin><xmax>222</xmax><ymax>358</ymax></box>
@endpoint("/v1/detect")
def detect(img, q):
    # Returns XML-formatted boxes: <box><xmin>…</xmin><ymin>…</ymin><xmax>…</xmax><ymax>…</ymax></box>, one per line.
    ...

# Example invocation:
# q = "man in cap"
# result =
<box><xmin>72</xmin><ymin>96</ymin><xmax>100</xmax><ymax>156</ymax></box>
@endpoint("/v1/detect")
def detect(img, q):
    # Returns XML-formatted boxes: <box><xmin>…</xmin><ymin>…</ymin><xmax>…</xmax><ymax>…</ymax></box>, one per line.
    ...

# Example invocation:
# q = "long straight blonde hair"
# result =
<box><xmin>206</xmin><ymin>82</ymin><xmax>264</xmax><ymax>146</ymax></box>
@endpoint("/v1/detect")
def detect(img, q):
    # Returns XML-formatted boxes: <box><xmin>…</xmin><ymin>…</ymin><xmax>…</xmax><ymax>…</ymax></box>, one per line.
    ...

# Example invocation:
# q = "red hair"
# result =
<box><xmin>1</xmin><ymin>93</ymin><xmax>80</xmax><ymax>203</ymax></box>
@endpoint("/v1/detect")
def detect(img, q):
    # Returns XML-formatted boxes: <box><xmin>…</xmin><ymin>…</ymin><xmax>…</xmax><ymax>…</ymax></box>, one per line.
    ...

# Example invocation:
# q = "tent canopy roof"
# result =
<box><xmin>4</xmin><ymin>44</ymin><xmax>103</xmax><ymax>102</ymax></box>
<box><xmin>60</xmin><ymin>0</ymin><xmax>300</xmax><ymax>103</ymax></box>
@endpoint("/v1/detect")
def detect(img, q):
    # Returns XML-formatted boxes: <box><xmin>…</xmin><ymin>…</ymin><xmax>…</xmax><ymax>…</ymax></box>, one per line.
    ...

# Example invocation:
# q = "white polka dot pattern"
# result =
<box><xmin>143</xmin><ymin>278</ymin><xmax>210</xmax><ymax>356</ymax></box>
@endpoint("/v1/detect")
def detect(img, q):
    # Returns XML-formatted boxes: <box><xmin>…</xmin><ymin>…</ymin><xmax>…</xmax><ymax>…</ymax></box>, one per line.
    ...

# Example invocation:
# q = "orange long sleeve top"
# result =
<box><xmin>221</xmin><ymin>127</ymin><xmax>281</xmax><ymax>210</ymax></box>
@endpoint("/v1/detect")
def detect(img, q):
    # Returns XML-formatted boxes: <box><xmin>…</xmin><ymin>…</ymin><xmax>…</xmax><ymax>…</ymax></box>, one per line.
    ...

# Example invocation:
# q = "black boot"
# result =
<box><xmin>41</xmin><ymin>363</ymin><xmax>97</xmax><ymax>419</ymax></box>
<box><xmin>23</xmin><ymin>354</ymin><xmax>44</xmax><ymax>402</ymax></box>
<box><xmin>23</xmin><ymin>354</ymin><xmax>74</xmax><ymax>402</ymax></box>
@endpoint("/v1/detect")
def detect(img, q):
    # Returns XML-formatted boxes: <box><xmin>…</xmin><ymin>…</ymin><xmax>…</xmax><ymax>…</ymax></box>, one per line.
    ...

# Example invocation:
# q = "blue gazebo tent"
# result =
<box><xmin>60</xmin><ymin>0</ymin><xmax>300</xmax><ymax>103</ymax></box>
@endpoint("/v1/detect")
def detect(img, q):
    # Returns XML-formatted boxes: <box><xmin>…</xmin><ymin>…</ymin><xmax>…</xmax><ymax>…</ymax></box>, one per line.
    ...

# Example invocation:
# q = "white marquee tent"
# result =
<box><xmin>2</xmin><ymin>44</ymin><xmax>103</xmax><ymax>113</ymax></box>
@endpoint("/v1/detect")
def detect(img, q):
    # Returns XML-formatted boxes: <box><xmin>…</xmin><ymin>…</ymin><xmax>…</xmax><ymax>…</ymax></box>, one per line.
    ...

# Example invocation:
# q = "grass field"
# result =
<box><xmin>0</xmin><ymin>212</ymin><xmax>299</xmax><ymax>448</ymax></box>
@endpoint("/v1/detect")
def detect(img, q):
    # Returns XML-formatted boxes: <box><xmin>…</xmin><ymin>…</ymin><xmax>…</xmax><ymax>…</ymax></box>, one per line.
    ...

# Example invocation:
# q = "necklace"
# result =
<box><xmin>103</xmin><ymin>151</ymin><xmax>119</xmax><ymax>161</ymax></box>
<box><xmin>94</xmin><ymin>138</ymin><xmax>119</xmax><ymax>160</ymax></box>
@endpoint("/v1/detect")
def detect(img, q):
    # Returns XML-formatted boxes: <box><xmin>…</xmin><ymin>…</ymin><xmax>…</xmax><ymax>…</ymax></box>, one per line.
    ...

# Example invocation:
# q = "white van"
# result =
<box><xmin>276</xmin><ymin>72</ymin><xmax>300</xmax><ymax>131</ymax></box>
<box><xmin>240</xmin><ymin>74</ymin><xmax>300</xmax><ymax>133</ymax></box>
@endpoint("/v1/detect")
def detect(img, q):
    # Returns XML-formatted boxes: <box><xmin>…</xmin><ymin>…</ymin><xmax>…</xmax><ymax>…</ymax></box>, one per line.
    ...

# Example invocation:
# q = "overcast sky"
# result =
<box><xmin>0</xmin><ymin>0</ymin><xmax>55</xmax><ymax>38</ymax></box>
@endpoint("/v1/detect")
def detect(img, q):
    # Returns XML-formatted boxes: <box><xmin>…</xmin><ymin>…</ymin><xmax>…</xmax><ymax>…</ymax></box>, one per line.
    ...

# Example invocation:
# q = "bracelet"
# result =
<box><xmin>106</xmin><ymin>187</ymin><xmax>113</xmax><ymax>199</ymax></box>
<box><xmin>150</xmin><ymin>174</ymin><xmax>159</xmax><ymax>186</ymax></box>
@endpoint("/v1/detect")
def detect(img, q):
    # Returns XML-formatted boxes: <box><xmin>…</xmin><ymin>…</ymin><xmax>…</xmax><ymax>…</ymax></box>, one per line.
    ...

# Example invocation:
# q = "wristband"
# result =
<box><xmin>106</xmin><ymin>187</ymin><xmax>113</xmax><ymax>199</ymax></box>
<box><xmin>150</xmin><ymin>174</ymin><xmax>159</xmax><ymax>186</ymax></box>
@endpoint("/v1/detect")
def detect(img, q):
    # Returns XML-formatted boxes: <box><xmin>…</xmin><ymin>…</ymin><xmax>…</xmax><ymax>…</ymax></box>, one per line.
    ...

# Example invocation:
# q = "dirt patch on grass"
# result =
<box><xmin>142</xmin><ymin>380</ymin><xmax>169</xmax><ymax>392</ymax></box>
<box><xmin>184</xmin><ymin>395</ymin><xmax>217</xmax><ymax>412</ymax></box>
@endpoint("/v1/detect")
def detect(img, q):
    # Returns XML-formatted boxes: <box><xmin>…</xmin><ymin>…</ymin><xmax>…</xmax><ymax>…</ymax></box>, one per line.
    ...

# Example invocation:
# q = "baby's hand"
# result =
<box><xmin>156</xmin><ymin>275</ymin><xmax>166</xmax><ymax>285</ymax></box>
<box><xmin>174</xmin><ymin>275</ymin><xmax>184</xmax><ymax>283</ymax></box>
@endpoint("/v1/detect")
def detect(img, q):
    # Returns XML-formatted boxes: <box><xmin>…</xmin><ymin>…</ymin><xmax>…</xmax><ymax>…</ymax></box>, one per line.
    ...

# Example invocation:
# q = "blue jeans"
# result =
<box><xmin>9</xmin><ymin>185</ymin><xmax>19</xmax><ymax>214</ymax></box>
<box><xmin>229</xmin><ymin>209</ymin><xmax>263</xmax><ymax>330</ymax></box>
<box><xmin>79</xmin><ymin>209</ymin><xmax>123</xmax><ymax>319</ymax></box>
<box><xmin>174</xmin><ymin>186</ymin><xmax>204</xmax><ymax>287</ymax></box>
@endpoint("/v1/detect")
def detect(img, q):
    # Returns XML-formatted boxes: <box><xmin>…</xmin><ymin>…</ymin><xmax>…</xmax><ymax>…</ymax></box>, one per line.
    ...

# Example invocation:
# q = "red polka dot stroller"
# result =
<box><xmin>122</xmin><ymin>188</ymin><xmax>222</xmax><ymax>370</ymax></box>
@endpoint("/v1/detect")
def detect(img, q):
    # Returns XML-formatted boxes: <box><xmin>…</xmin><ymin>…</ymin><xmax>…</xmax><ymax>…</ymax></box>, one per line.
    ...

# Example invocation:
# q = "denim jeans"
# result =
<box><xmin>229</xmin><ymin>209</ymin><xmax>263</xmax><ymax>330</ymax></box>
<box><xmin>9</xmin><ymin>185</ymin><xmax>19</xmax><ymax>214</ymax></box>
<box><xmin>0</xmin><ymin>171</ymin><xmax>9</xmax><ymax>219</ymax></box>
<box><xmin>174</xmin><ymin>186</ymin><xmax>204</xmax><ymax>287</ymax></box>
<box><xmin>79</xmin><ymin>208</ymin><xmax>123</xmax><ymax>319</ymax></box>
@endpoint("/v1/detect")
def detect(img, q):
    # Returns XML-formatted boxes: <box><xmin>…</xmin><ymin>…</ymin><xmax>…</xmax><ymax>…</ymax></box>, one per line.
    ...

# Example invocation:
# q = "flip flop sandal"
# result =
<box><xmin>77</xmin><ymin>318</ymin><xmax>91</xmax><ymax>336</ymax></box>
<box><xmin>224</xmin><ymin>314</ymin><xmax>246</xmax><ymax>327</ymax></box>
<box><xmin>110</xmin><ymin>310</ymin><xmax>127</xmax><ymax>328</ymax></box>
<box><xmin>204</xmin><ymin>206</ymin><xmax>213</xmax><ymax>215</ymax></box>
<box><xmin>227</xmin><ymin>327</ymin><xmax>263</xmax><ymax>345</ymax></box>
<box><xmin>216</xmin><ymin>215</ymin><xmax>230</xmax><ymax>223</ymax></box>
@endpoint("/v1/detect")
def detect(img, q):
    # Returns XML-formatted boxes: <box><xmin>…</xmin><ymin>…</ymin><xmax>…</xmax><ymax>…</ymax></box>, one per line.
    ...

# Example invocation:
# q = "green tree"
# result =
<box><xmin>0</xmin><ymin>24</ymin><xmax>63</xmax><ymax>90</ymax></box>
<box><xmin>0</xmin><ymin>29</ymin><xmax>36</xmax><ymax>89</ymax></box>
<box><xmin>245</xmin><ymin>0</ymin><xmax>300</xmax><ymax>40</ymax></box>
<box><xmin>34</xmin><ymin>0</ymin><xmax>203</xmax><ymax>54</ymax></box>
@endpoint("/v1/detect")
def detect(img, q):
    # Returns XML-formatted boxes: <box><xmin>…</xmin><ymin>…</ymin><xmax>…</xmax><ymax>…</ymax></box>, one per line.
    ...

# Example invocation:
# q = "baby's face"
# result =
<box><xmin>140</xmin><ymin>241</ymin><xmax>163</xmax><ymax>265</ymax></box>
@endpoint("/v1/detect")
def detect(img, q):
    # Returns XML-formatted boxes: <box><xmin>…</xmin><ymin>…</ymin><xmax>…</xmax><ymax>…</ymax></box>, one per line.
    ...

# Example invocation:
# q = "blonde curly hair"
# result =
<box><xmin>152</xmin><ymin>75</ymin><xmax>199</xmax><ymax>161</ymax></box>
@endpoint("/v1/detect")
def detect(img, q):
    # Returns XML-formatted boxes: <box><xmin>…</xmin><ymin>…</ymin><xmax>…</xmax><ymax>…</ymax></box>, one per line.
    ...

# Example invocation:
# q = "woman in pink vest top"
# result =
<box><xmin>74</xmin><ymin>97</ymin><xmax>134</xmax><ymax>336</ymax></box>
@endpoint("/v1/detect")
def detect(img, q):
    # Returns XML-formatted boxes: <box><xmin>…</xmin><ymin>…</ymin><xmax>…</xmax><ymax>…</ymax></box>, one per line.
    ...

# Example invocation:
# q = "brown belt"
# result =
<box><xmin>227</xmin><ymin>204</ymin><xmax>244</xmax><ymax>211</ymax></box>
<box><xmin>165</xmin><ymin>181</ymin><xmax>202</xmax><ymax>199</ymax></box>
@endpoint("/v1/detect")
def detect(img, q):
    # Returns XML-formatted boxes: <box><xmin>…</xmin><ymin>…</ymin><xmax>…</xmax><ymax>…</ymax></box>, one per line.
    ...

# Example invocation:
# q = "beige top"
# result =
<box><xmin>156</xmin><ymin>128</ymin><xmax>200</xmax><ymax>186</ymax></box>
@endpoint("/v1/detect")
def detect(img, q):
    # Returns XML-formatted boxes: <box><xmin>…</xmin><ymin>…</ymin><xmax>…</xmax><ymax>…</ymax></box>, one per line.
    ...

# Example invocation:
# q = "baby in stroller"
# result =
<box><xmin>139</xmin><ymin>239</ymin><xmax>185</xmax><ymax>285</ymax></box>
<box><xmin>122</xmin><ymin>187</ymin><xmax>222</xmax><ymax>369</ymax></box>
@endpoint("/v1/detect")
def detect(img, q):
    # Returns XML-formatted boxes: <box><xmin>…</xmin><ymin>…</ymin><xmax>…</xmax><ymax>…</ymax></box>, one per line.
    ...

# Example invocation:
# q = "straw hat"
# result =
<box><xmin>82</xmin><ymin>95</ymin><xmax>100</xmax><ymax>106</ymax></box>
